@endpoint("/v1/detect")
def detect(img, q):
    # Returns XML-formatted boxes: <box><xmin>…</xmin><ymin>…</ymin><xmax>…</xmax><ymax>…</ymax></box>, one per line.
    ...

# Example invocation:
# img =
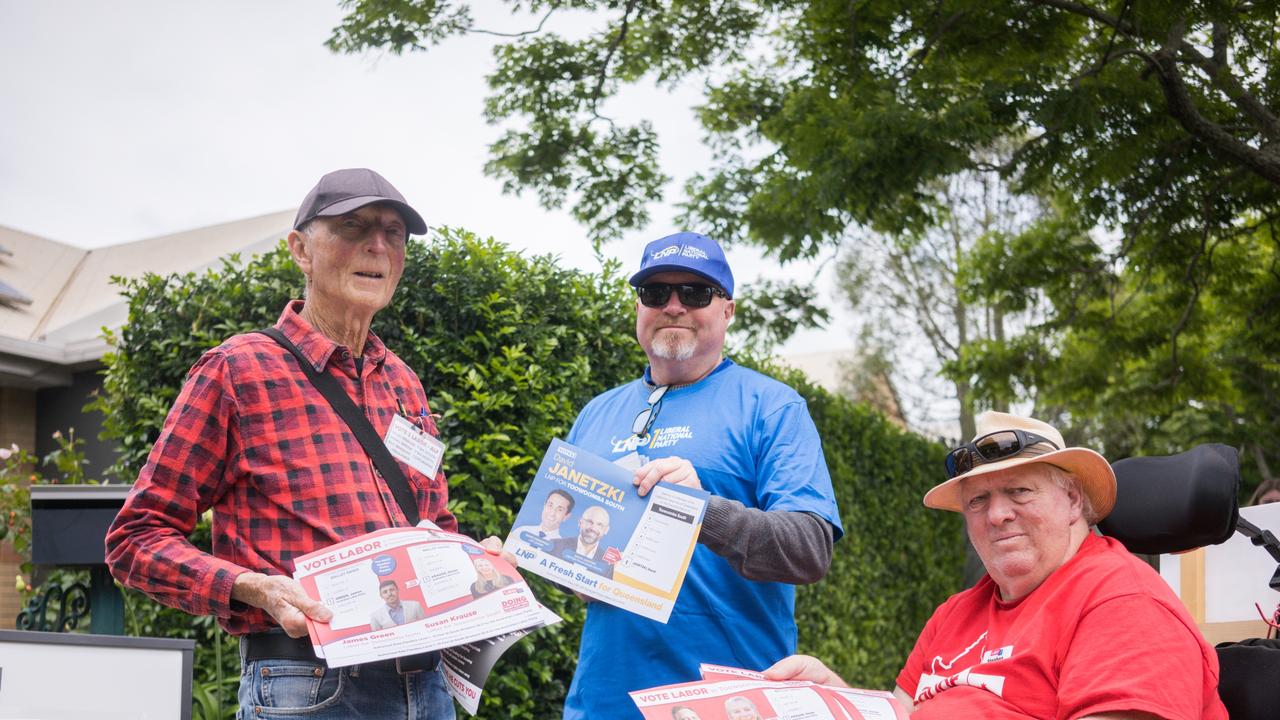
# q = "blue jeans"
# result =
<box><xmin>237</xmin><ymin>656</ymin><xmax>455</xmax><ymax>719</ymax></box>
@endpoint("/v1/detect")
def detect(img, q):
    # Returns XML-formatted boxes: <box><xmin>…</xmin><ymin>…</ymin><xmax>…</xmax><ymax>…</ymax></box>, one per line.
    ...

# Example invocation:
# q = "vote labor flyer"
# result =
<box><xmin>292</xmin><ymin>525</ymin><xmax>554</xmax><ymax>676</ymax></box>
<box><xmin>439</xmin><ymin>609</ymin><xmax>559</xmax><ymax>716</ymax></box>
<box><xmin>630</xmin><ymin>664</ymin><xmax>910</xmax><ymax>720</ymax></box>
<box><xmin>503</xmin><ymin>438</ymin><xmax>710</xmax><ymax>623</ymax></box>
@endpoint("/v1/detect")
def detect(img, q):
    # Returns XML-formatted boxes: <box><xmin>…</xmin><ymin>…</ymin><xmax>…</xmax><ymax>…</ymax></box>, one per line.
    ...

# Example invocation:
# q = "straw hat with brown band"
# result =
<box><xmin>924</xmin><ymin>411</ymin><xmax>1117</xmax><ymax>522</ymax></box>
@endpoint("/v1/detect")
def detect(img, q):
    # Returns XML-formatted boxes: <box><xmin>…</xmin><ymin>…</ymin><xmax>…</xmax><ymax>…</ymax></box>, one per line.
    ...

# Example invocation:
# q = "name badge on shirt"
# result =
<box><xmin>982</xmin><ymin>645</ymin><xmax>1014</xmax><ymax>663</ymax></box>
<box><xmin>383</xmin><ymin>414</ymin><xmax>445</xmax><ymax>479</ymax></box>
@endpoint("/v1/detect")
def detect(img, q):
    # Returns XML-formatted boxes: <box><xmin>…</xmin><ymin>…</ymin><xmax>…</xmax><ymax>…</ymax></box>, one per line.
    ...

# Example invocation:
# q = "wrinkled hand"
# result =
<box><xmin>763</xmin><ymin>655</ymin><xmax>849</xmax><ymax>688</ymax></box>
<box><xmin>480</xmin><ymin>535</ymin><xmax>519</xmax><ymax>567</ymax></box>
<box><xmin>633</xmin><ymin>456</ymin><xmax>702</xmax><ymax>497</ymax></box>
<box><xmin>232</xmin><ymin>572</ymin><xmax>332</xmax><ymax>638</ymax></box>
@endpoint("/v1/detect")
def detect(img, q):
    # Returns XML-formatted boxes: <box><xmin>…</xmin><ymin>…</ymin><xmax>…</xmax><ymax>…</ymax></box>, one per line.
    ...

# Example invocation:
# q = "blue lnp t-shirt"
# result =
<box><xmin>562</xmin><ymin>358</ymin><xmax>843</xmax><ymax>719</ymax></box>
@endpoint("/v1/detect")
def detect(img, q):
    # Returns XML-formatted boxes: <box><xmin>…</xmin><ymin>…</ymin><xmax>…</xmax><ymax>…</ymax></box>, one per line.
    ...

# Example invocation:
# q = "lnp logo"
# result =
<box><xmin>680</xmin><ymin>245</ymin><xmax>709</xmax><ymax>260</ymax></box>
<box><xmin>610</xmin><ymin>425</ymin><xmax>694</xmax><ymax>454</ymax></box>
<box><xmin>651</xmin><ymin>245</ymin><xmax>681</xmax><ymax>260</ymax></box>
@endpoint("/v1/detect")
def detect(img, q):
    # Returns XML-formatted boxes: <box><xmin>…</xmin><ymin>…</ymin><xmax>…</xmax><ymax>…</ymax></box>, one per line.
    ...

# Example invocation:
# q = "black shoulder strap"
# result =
<box><xmin>256</xmin><ymin>327</ymin><xmax>420</xmax><ymax>526</ymax></box>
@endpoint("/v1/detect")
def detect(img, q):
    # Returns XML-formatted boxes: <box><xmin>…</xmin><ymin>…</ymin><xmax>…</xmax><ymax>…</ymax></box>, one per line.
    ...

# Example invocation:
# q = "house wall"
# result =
<box><xmin>0</xmin><ymin>386</ymin><xmax>37</xmax><ymax>628</ymax></box>
<box><xmin>35</xmin><ymin>367</ymin><xmax>119</xmax><ymax>482</ymax></box>
<box><xmin>1</xmin><ymin>373</ymin><xmax>123</xmax><ymax>631</ymax></box>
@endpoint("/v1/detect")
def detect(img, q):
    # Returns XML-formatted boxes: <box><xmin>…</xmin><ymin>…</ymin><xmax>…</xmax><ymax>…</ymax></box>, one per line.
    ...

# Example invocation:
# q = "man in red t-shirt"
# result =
<box><xmin>766</xmin><ymin>412</ymin><xmax>1228</xmax><ymax>719</ymax></box>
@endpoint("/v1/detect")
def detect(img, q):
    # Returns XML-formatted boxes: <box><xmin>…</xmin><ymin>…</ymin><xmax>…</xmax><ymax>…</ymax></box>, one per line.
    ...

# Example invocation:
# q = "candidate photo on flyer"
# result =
<box><xmin>470</xmin><ymin>555</ymin><xmax>517</xmax><ymax>598</ymax></box>
<box><xmin>368</xmin><ymin>578</ymin><xmax>426</xmax><ymax>630</ymax></box>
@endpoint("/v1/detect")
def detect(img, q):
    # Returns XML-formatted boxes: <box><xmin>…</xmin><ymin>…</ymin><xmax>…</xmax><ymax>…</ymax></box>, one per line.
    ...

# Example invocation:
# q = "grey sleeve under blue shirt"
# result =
<box><xmin>698</xmin><ymin>496</ymin><xmax>835</xmax><ymax>585</ymax></box>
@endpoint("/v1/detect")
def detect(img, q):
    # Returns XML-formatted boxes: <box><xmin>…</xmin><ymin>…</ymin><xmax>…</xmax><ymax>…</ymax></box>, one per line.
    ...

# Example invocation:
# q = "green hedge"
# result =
<box><xmin>96</xmin><ymin>229</ymin><xmax>962</xmax><ymax>717</ymax></box>
<box><xmin>770</xmin><ymin>363</ymin><xmax>965</xmax><ymax>687</ymax></box>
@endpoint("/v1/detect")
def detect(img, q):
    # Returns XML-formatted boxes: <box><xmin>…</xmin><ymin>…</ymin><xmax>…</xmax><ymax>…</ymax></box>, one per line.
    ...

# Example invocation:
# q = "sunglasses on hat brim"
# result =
<box><xmin>944</xmin><ymin>429</ymin><xmax>1061</xmax><ymax>479</ymax></box>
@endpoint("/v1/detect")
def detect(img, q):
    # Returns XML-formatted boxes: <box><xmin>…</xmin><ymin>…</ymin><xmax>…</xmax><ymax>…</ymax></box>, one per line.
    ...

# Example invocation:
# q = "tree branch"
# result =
<box><xmin>1097</xmin><ymin>0</ymin><xmax>1133</xmax><ymax>67</ymax></box>
<box><xmin>1148</xmin><ymin>41</ymin><xmax>1280</xmax><ymax>185</ymax></box>
<box><xmin>1095</xmin><ymin>21</ymin><xmax>1280</xmax><ymax>186</ymax></box>
<box><xmin>896</xmin><ymin>249</ymin><xmax>961</xmax><ymax>359</ymax></box>
<box><xmin>971</xmin><ymin>132</ymin><xmax>1052</xmax><ymax>173</ymax></box>
<box><xmin>1211</xmin><ymin>20</ymin><xmax>1228</xmax><ymax>69</ymax></box>
<box><xmin>1253</xmin><ymin>443</ymin><xmax>1276</xmax><ymax>483</ymax></box>
<box><xmin>901</xmin><ymin>10</ymin><xmax>967</xmax><ymax>78</ymax></box>
<box><xmin>470</xmin><ymin>9</ymin><xmax>555</xmax><ymax>38</ymax></box>
<box><xmin>1031</xmin><ymin>0</ymin><xmax>1280</xmax><ymax>141</ymax></box>
<box><xmin>1029</xmin><ymin>0</ymin><xmax>1139</xmax><ymax>39</ymax></box>
<box><xmin>1178</xmin><ymin>44</ymin><xmax>1280</xmax><ymax>141</ymax></box>
<box><xmin>1167</xmin><ymin>189</ymin><xmax>1216</xmax><ymax>383</ymax></box>
<box><xmin>590</xmin><ymin>0</ymin><xmax>639</xmax><ymax>117</ymax></box>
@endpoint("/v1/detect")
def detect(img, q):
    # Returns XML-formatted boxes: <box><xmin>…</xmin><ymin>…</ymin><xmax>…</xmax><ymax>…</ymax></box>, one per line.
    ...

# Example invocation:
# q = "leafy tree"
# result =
<box><xmin>729</xmin><ymin>278</ymin><xmax>831</xmax><ymax>354</ymax></box>
<box><xmin>956</xmin><ymin>216</ymin><xmax>1280</xmax><ymax>490</ymax></box>
<box><xmin>328</xmin><ymin>0</ymin><xmax>1280</xmax><ymax>492</ymax></box>
<box><xmin>839</xmin><ymin>163</ymin><xmax>1046</xmax><ymax>439</ymax></box>
<box><xmin>328</xmin><ymin>1</ymin><xmax>1278</xmax><ymax>247</ymax></box>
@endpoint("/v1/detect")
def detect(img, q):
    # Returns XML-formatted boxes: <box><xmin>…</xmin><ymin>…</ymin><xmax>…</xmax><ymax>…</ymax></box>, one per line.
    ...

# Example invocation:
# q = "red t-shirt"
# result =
<box><xmin>897</xmin><ymin>534</ymin><xmax>1227</xmax><ymax>720</ymax></box>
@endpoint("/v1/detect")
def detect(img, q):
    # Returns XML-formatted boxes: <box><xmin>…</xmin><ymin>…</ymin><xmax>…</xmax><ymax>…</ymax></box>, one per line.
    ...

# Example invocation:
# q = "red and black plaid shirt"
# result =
<box><xmin>106</xmin><ymin>301</ymin><xmax>457</xmax><ymax>635</ymax></box>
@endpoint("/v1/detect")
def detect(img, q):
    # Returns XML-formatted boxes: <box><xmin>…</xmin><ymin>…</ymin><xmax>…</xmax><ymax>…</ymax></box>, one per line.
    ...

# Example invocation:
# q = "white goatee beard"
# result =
<box><xmin>651</xmin><ymin>333</ymin><xmax>697</xmax><ymax>361</ymax></box>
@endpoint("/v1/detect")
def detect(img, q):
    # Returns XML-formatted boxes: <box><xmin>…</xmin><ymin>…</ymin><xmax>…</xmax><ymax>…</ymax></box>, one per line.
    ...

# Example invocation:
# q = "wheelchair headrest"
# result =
<box><xmin>1097</xmin><ymin>443</ymin><xmax>1241</xmax><ymax>554</ymax></box>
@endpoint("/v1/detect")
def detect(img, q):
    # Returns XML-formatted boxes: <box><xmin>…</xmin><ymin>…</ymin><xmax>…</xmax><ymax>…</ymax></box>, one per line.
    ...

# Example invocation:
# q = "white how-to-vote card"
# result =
<box><xmin>383</xmin><ymin>414</ymin><xmax>445</xmax><ymax>478</ymax></box>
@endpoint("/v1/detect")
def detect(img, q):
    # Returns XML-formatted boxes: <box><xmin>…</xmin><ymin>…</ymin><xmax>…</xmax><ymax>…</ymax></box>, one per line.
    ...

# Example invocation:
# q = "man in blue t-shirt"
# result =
<box><xmin>562</xmin><ymin>231</ymin><xmax>844</xmax><ymax>719</ymax></box>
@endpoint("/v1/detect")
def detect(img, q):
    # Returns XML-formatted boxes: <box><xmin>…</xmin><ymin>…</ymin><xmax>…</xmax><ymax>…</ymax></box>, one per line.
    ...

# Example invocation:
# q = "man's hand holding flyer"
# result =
<box><xmin>629</xmin><ymin>664</ymin><xmax>910</xmax><ymax>720</ymax></box>
<box><xmin>503</xmin><ymin>438</ymin><xmax>710</xmax><ymax>622</ymax></box>
<box><xmin>291</xmin><ymin>523</ymin><xmax>560</xmax><ymax>714</ymax></box>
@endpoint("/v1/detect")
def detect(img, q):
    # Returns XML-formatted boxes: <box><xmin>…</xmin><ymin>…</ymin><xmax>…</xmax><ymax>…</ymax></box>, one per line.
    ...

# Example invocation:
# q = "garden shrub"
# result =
<box><xmin>760</xmin><ymin>362</ymin><xmax>965</xmax><ymax>688</ymax></box>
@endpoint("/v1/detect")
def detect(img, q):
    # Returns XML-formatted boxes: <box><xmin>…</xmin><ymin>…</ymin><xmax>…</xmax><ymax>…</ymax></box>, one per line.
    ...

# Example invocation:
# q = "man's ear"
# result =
<box><xmin>1065</xmin><ymin>482</ymin><xmax>1085</xmax><ymax>523</ymax></box>
<box><xmin>724</xmin><ymin>299</ymin><xmax>736</xmax><ymax>323</ymax></box>
<box><xmin>287</xmin><ymin>229</ymin><xmax>313</xmax><ymax>276</ymax></box>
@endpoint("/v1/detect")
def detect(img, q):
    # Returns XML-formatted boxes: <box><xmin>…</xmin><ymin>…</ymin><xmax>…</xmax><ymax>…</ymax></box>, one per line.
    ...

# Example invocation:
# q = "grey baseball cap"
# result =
<box><xmin>293</xmin><ymin>168</ymin><xmax>427</xmax><ymax>235</ymax></box>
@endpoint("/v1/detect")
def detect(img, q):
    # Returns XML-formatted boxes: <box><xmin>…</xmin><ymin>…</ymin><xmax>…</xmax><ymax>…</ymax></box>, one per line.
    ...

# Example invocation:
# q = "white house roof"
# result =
<box><xmin>0</xmin><ymin>211</ymin><xmax>293</xmax><ymax>387</ymax></box>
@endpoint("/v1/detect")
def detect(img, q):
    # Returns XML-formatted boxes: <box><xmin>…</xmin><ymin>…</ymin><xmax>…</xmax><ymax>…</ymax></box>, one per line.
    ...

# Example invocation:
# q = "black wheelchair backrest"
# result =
<box><xmin>1098</xmin><ymin>443</ymin><xmax>1241</xmax><ymax>555</ymax></box>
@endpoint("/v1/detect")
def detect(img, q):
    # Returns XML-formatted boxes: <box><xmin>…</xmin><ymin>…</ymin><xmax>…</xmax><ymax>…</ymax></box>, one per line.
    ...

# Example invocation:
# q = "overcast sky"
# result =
<box><xmin>0</xmin><ymin>0</ymin><xmax>854</xmax><ymax>359</ymax></box>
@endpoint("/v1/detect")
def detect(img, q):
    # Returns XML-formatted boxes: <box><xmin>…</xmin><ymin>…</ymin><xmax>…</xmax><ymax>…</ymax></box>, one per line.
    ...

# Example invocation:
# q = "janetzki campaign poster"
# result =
<box><xmin>503</xmin><ymin>438</ymin><xmax>709</xmax><ymax>622</ymax></box>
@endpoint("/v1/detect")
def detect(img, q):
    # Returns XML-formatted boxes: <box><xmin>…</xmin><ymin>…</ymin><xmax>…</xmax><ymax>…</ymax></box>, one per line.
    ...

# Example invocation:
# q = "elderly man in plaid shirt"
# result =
<box><xmin>107</xmin><ymin>169</ymin><xmax>474</xmax><ymax>719</ymax></box>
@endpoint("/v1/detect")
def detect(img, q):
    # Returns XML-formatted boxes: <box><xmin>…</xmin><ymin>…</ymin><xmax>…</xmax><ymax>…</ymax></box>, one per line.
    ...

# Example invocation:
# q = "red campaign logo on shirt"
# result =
<box><xmin>928</xmin><ymin>631</ymin><xmax>987</xmax><ymax>676</ymax></box>
<box><xmin>917</xmin><ymin>669</ymin><xmax>1007</xmax><ymax>703</ymax></box>
<box><xmin>603</xmin><ymin>547</ymin><xmax>622</xmax><ymax>564</ymax></box>
<box><xmin>916</xmin><ymin>631</ymin><xmax>1008</xmax><ymax>703</ymax></box>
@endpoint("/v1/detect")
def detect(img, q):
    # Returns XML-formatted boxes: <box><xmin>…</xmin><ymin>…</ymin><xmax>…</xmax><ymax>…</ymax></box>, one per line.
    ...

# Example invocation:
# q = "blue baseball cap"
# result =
<box><xmin>628</xmin><ymin>232</ymin><xmax>735</xmax><ymax>298</ymax></box>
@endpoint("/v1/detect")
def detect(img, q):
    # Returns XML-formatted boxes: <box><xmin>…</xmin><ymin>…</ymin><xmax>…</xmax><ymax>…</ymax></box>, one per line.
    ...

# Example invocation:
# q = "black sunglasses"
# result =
<box><xmin>636</xmin><ymin>283</ymin><xmax>728</xmax><ymax>309</ymax></box>
<box><xmin>631</xmin><ymin>384</ymin><xmax>670</xmax><ymax>438</ymax></box>
<box><xmin>944</xmin><ymin>429</ymin><xmax>1060</xmax><ymax>478</ymax></box>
